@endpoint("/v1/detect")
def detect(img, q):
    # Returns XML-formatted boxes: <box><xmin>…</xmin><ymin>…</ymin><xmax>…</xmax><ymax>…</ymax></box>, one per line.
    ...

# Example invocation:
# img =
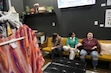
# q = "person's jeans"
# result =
<box><xmin>51</xmin><ymin>46</ymin><xmax>63</xmax><ymax>59</ymax></box>
<box><xmin>63</xmin><ymin>46</ymin><xmax>76</xmax><ymax>60</ymax></box>
<box><xmin>80</xmin><ymin>49</ymin><xmax>98</xmax><ymax>67</ymax></box>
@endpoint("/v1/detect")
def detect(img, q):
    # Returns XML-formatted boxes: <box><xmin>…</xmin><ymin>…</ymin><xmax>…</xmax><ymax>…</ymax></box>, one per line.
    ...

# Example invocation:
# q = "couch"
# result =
<box><xmin>41</xmin><ymin>37</ymin><xmax>111</xmax><ymax>69</ymax></box>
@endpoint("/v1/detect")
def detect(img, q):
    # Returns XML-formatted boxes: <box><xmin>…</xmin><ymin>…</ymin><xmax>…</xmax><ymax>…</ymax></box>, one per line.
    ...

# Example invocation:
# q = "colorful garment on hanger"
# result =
<box><xmin>0</xmin><ymin>25</ymin><xmax>44</xmax><ymax>73</ymax></box>
<box><xmin>7</xmin><ymin>23</ymin><xmax>13</xmax><ymax>36</ymax></box>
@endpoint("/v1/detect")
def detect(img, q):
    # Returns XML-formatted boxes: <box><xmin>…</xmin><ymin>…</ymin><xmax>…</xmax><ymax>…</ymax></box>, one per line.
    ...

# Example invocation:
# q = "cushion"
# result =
<box><xmin>42</xmin><ymin>47</ymin><xmax>52</xmax><ymax>52</ymax></box>
<box><xmin>100</xmin><ymin>43</ymin><xmax>111</xmax><ymax>55</ymax></box>
<box><xmin>98</xmin><ymin>54</ymin><xmax>111</xmax><ymax>62</ymax></box>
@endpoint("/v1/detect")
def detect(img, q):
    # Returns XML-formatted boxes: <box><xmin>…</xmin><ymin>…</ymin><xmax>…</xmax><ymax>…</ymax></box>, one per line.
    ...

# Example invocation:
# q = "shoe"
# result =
<box><xmin>93</xmin><ymin>67</ymin><xmax>97</xmax><ymax>72</ymax></box>
<box><xmin>51</xmin><ymin>57</ymin><xmax>54</xmax><ymax>60</ymax></box>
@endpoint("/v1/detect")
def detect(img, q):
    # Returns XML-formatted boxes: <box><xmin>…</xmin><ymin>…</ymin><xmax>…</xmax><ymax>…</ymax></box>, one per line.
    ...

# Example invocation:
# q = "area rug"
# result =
<box><xmin>42</xmin><ymin>62</ymin><xmax>98</xmax><ymax>73</ymax></box>
<box><xmin>86</xmin><ymin>70</ymin><xmax>98</xmax><ymax>73</ymax></box>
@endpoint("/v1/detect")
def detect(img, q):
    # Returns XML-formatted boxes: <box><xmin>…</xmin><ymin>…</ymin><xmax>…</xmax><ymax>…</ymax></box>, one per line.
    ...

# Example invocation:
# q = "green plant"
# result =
<box><xmin>25</xmin><ymin>6</ymin><xmax>30</xmax><ymax>13</ymax></box>
<box><xmin>46</xmin><ymin>6</ymin><xmax>54</xmax><ymax>12</ymax></box>
<box><xmin>20</xmin><ymin>11</ymin><xmax>26</xmax><ymax>21</ymax></box>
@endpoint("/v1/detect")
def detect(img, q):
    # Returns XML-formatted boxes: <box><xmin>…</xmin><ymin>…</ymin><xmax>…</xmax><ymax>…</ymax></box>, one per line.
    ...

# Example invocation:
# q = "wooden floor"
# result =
<box><xmin>42</xmin><ymin>53</ymin><xmax>111</xmax><ymax>73</ymax></box>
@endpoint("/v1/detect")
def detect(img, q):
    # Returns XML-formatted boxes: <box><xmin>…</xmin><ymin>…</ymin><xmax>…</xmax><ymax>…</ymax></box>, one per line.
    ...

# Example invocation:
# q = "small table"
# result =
<box><xmin>42</xmin><ymin>57</ymin><xmax>86</xmax><ymax>73</ymax></box>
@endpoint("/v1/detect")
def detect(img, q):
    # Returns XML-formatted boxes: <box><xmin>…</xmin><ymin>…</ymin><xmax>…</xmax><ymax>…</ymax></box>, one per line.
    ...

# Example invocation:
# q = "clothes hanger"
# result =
<box><xmin>0</xmin><ymin>0</ymin><xmax>22</xmax><ymax>28</ymax></box>
<box><xmin>0</xmin><ymin>0</ymin><xmax>25</xmax><ymax>46</ymax></box>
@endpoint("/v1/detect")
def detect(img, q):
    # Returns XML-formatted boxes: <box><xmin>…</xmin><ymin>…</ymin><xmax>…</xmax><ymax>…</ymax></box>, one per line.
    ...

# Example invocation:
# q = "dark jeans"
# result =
<box><xmin>51</xmin><ymin>46</ymin><xmax>63</xmax><ymax>59</ymax></box>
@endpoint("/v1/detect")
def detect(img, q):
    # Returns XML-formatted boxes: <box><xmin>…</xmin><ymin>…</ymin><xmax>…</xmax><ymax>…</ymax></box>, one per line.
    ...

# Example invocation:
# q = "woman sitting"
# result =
<box><xmin>77</xmin><ymin>32</ymin><xmax>100</xmax><ymax>71</ymax></box>
<box><xmin>51</xmin><ymin>33</ymin><xmax>63</xmax><ymax>59</ymax></box>
<box><xmin>63</xmin><ymin>32</ymin><xmax>79</xmax><ymax>60</ymax></box>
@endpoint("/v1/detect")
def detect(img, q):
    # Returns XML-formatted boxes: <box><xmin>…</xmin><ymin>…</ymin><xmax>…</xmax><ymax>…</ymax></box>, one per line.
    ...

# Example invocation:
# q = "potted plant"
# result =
<box><xmin>46</xmin><ymin>6</ymin><xmax>54</xmax><ymax>12</ymax></box>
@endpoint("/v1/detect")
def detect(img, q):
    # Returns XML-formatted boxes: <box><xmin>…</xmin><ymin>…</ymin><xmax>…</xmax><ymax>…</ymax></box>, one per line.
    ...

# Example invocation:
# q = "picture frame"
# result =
<box><xmin>105</xmin><ymin>9</ymin><xmax>111</xmax><ymax>27</ymax></box>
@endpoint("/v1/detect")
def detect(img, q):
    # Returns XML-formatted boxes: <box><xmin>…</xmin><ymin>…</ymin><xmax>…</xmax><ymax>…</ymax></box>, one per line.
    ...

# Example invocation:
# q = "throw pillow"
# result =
<box><xmin>100</xmin><ymin>43</ymin><xmax>111</xmax><ymax>55</ymax></box>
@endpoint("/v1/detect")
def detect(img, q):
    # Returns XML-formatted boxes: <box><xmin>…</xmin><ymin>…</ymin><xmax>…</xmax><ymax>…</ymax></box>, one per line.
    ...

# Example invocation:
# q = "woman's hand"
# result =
<box><xmin>75</xmin><ymin>43</ymin><xmax>82</xmax><ymax>49</ymax></box>
<box><xmin>51</xmin><ymin>47</ymin><xmax>57</xmax><ymax>50</ymax></box>
<box><xmin>92</xmin><ymin>46</ymin><xmax>97</xmax><ymax>50</ymax></box>
<box><xmin>73</xmin><ymin>48</ymin><xmax>76</xmax><ymax>51</ymax></box>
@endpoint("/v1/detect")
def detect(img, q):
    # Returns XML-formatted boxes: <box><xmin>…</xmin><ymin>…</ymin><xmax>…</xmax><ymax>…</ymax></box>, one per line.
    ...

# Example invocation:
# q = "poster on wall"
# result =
<box><xmin>105</xmin><ymin>9</ymin><xmax>111</xmax><ymax>27</ymax></box>
<box><xmin>107</xmin><ymin>0</ymin><xmax>111</xmax><ymax>6</ymax></box>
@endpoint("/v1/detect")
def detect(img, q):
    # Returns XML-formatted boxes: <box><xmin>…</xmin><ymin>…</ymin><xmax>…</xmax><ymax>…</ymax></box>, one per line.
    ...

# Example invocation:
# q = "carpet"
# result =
<box><xmin>86</xmin><ymin>70</ymin><xmax>98</xmax><ymax>73</ymax></box>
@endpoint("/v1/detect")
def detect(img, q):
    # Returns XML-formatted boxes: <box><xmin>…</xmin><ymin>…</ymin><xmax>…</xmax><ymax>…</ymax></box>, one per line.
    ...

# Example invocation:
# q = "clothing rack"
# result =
<box><xmin>0</xmin><ymin>37</ymin><xmax>25</xmax><ymax>46</ymax></box>
<box><xmin>0</xmin><ymin>1</ymin><xmax>44</xmax><ymax>73</ymax></box>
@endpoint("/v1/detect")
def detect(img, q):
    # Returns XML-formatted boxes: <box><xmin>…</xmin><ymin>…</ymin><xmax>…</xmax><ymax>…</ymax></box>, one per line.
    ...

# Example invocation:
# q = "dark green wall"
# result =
<box><xmin>23</xmin><ymin>0</ymin><xmax>111</xmax><ymax>40</ymax></box>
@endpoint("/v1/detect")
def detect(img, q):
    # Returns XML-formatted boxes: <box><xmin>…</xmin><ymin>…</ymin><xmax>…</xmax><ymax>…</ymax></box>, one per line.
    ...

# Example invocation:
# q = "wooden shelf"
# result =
<box><xmin>25</xmin><ymin>12</ymin><xmax>56</xmax><ymax>17</ymax></box>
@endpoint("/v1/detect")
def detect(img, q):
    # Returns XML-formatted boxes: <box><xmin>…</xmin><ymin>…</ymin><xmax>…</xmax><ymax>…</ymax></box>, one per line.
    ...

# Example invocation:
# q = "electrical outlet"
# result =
<box><xmin>52</xmin><ymin>22</ymin><xmax>56</xmax><ymax>26</ymax></box>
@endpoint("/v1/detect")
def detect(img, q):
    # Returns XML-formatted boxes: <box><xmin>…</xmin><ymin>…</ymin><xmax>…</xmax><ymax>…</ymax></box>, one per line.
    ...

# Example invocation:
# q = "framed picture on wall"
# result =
<box><xmin>105</xmin><ymin>9</ymin><xmax>111</xmax><ymax>27</ymax></box>
<box><xmin>107</xmin><ymin>0</ymin><xmax>111</xmax><ymax>6</ymax></box>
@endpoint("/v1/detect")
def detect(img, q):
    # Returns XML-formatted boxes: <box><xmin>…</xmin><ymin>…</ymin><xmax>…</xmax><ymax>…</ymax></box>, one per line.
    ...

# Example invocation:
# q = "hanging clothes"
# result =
<box><xmin>7</xmin><ymin>23</ymin><xmax>13</xmax><ymax>36</ymax></box>
<box><xmin>0</xmin><ymin>22</ymin><xmax>7</xmax><ymax>37</ymax></box>
<box><xmin>0</xmin><ymin>24</ymin><xmax>44</xmax><ymax>73</ymax></box>
<box><xmin>0</xmin><ymin>20</ymin><xmax>17</xmax><ymax>37</ymax></box>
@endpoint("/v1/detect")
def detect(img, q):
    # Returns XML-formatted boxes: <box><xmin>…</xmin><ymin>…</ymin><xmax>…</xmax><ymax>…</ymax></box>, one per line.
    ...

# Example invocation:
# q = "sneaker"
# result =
<box><xmin>93</xmin><ymin>67</ymin><xmax>97</xmax><ymax>72</ymax></box>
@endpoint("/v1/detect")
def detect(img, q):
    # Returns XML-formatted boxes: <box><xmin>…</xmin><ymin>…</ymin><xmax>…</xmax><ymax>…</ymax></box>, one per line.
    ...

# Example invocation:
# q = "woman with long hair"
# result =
<box><xmin>51</xmin><ymin>33</ymin><xmax>63</xmax><ymax>59</ymax></box>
